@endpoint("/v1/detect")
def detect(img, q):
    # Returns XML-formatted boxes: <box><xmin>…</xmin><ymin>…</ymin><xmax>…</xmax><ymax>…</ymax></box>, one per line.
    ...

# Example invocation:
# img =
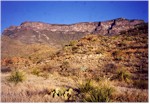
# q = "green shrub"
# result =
<box><xmin>31</xmin><ymin>68</ymin><xmax>41</xmax><ymax>76</ymax></box>
<box><xmin>112</xmin><ymin>51</ymin><xmax>123</xmax><ymax>61</ymax></box>
<box><xmin>8</xmin><ymin>70</ymin><xmax>25</xmax><ymax>84</ymax></box>
<box><xmin>69</xmin><ymin>40</ymin><xmax>77</xmax><ymax>46</ymax></box>
<box><xmin>116</xmin><ymin>68</ymin><xmax>131</xmax><ymax>82</ymax></box>
<box><xmin>79</xmin><ymin>80</ymin><xmax>94</xmax><ymax>93</ymax></box>
<box><xmin>84</xmin><ymin>86</ymin><xmax>114</xmax><ymax>102</ymax></box>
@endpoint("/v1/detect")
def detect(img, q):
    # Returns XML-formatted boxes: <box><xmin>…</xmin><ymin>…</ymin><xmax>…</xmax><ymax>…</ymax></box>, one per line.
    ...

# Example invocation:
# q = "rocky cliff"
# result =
<box><xmin>3</xmin><ymin>18</ymin><xmax>144</xmax><ymax>35</ymax></box>
<box><xmin>2</xmin><ymin>18</ymin><xmax>145</xmax><ymax>43</ymax></box>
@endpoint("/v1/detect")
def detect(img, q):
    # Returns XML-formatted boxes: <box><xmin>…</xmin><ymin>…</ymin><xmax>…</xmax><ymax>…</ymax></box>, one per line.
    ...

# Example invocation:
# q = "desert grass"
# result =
<box><xmin>1</xmin><ymin>71</ymin><xmax>148</xmax><ymax>102</ymax></box>
<box><xmin>1</xmin><ymin>72</ymin><xmax>77</xmax><ymax>102</ymax></box>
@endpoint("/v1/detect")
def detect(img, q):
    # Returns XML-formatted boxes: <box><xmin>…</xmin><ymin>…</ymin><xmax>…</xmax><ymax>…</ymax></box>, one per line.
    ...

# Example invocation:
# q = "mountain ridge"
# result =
<box><xmin>2</xmin><ymin>18</ymin><xmax>146</xmax><ymax>46</ymax></box>
<box><xmin>3</xmin><ymin>18</ymin><xmax>145</xmax><ymax>35</ymax></box>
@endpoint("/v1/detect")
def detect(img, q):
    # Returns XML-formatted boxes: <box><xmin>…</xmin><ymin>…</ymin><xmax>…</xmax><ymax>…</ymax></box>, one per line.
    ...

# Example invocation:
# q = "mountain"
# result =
<box><xmin>1</xmin><ymin>18</ymin><xmax>147</xmax><ymax>58</ymax></box>
<box><xmin>2</xmin><ymin>18</ymin><xmax>145</xmax><ymax>45</ymax></box>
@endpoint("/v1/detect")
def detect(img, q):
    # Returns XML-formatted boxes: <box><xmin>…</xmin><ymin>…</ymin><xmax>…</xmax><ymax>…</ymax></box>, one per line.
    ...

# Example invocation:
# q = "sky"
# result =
<box><xmin>1</xmin><ymin>1</ymin><xmax>148</xmax><ymax>32</ymax></box>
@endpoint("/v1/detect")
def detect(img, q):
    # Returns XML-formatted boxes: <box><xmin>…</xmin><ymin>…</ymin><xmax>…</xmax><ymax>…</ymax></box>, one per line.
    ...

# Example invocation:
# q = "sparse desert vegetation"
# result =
<box><xmin>1</xmin><ymin>19</ymin><xmax>148</xmax><ymax>102</ymax></box>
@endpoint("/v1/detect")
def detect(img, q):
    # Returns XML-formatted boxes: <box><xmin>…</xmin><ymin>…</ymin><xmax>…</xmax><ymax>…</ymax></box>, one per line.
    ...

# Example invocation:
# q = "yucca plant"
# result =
<box><xmin>116</xmin><ymin>68</ymin><xmax>131</xmax><ymax>82</ymax></box>
<box><xmin>84</xmin><ymin>86</ymin><xmax>114</xmax><ymax>102</ymax></box>
<box><xmin>8</xmin><ymin>70</ymin><xmax>25</xmax><ymax>84</ymax></box>
<box><xmin>79</xmin><ymin>80</ymin><xmax>94</xmax><ymax>93</ymax></box>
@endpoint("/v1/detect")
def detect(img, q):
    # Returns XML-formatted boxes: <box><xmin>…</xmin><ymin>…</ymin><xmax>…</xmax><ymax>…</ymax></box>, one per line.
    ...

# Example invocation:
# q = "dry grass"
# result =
<box><xmin>1</xmin><ymin>70</ymin><xmax>148</xmax><ymax>102</ymax></box>
<box><xmin>112</xmin><ymin>88</ymin><xmax>148</xmax><ymax>102</ymax></box>
<box><xmin>1</xmin><ymin>32</ymin><xmax>148</xmax><ymax>102</ymax></box>
<box><xmin>1</xmin><ymin>72</ymin><xmax>77</xmax><ymax>102</ymax></box>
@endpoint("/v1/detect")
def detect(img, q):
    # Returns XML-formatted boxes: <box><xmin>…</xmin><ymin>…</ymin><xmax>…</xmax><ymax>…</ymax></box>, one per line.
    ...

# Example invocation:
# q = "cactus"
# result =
<box><xmin>51</xmin><ymin>91</ymin><xmax>55</xmax><ymax>98</ymax></box>
<box><xmin>59</xmin><ymin>88</ymin><xmax>66</xmax><ymax>95</ymax></box>
<box><xmin>68</xmin><ymin>88</ymin><xmax>73</xmax><ymax>95</ymax></box>
<box><xmin>64</xmin><ymin>91</ymin><xmax>69</xmax><ymax>100</ymax></box>
<box><xmin>55</xmin><ymin>88</ymin><xmax>59</xmax><ymax>94</ymax></box>
<box><xmin>54</xmin><ymin>93</ymin><xmax>58</xmax><ymax>97</ymax></box>
<box><xmin>50</xmin><ymin>87</ymin><xmax>74</xmax><ymax>99</ymax></box>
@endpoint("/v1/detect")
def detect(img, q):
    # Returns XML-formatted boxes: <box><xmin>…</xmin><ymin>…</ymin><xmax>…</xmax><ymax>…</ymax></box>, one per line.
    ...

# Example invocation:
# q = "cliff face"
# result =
<box><xmin>3</xmin><ymin>18</ymin><xmax>144</xmax><ymax>35</ymax></box>
<box><xmin>2</xmin><ymin>18</ymin><xmax>145</xmax><ymax>45</ymax></box>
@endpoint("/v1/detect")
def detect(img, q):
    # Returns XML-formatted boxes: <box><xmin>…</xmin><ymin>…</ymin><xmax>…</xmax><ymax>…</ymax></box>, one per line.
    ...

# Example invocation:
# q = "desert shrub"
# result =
<box><xmin>29</xmin><ymin>55</ymin><xmax>42</xmax><ymax>64</ymax></box>
<box><xmin>31</xmin><ymin>68</ymin><xmax>41</xmax><ymax>76</ymax></box>
<box><xmin>104</xmin><ymin>63</ymin><xmax>117</xmax><ymax>74</ymax></box>
<box><xmin>112</xmin><ymin>50</ymin><xmax>123</xmax><ymax>61</ymax></box>
<box><xmin>126</xmin><ymin>36</ymin><xmax>134</xmax><ymax>41</ymax></box>
<box><xmin>136</xmin><ymin>62</ymin><xmax>148</xmax><ymax>73</ymax></box>
<box><xmin>72</xmin><ymin>46</ymin><xmax>78</xmax><ymax>53</ymax></box>
<box><xmin>86</xmin><ymin>36</ymin><xmax>94</xmax><ymax>41</ymax></box>
<box><xmin>117</xmin><ymin>41</ymin><xmax>127</xmax><ymax>48</ymax></box>
<box><xmin>41</xmin><ymin>64</ymin><xmax>54</xmax><ymax>72</ymax></box>
<box><xmin>91</xmin><ymin>38</ymin><xmax>97</xmax><ymax>42</ymax></box>
<box><xmin>95</xmin><ymin>49</ymin><xmax>103</xmax><ymax>54</ymax></box>
<box><xmin>69</xmin><ymin>40</ymin><xmax>77</xmax><ymax>46</ymax></box>
<box><xmin>31</xmin><ymin>67</ymin><xmax>50</xmax><ymax>79</ymax></box>
<box><xmin>8</xmin><ymin>70</ymin><xmax>25</xmax><ymax>84</ymax></box>
<box><xmin>80</xmin><ymin>66</ymin><xmax>88</xmax><ymax>72</ymax></box>
<box><xmin>28</xmin><ymin>47</ymin><xmax>56</xmax><ymax>64</ymax></box>
<box><xmin>112</xmin><ymin>50</ymin><xmax>120</xmax><ymax>57</ymax></box>
<box><xmin>79</xmin><ymin>80</ymin><xmax>94</xmax><ymax>93</ymax></box>
<box><xmin>115</xmin><ymin>68</ymin><xmax>131</xmax><ymax>82</ymax></box>
<box><xmin>133</xmin><ymin>79</ymin><xmax>148</xmax><ymax>89</ymax></box>
<box><xmin>115</xmin><ymin>56</ymin><xmax>122</xmax><ymax>61</ymax></box>
<box><xmin>84</xmin><ymin>86</ymin><xmax>114</xmax><ymax>102</ymax></box>
<box><xmin>39</xmin><ymin>72</ymin><xmax>49</xmax><ymax>79</ymax></box>
<box><xmin>60</xmin><ymin>61</ymin><xmax>69</xmax><ymax>71</ymax></box>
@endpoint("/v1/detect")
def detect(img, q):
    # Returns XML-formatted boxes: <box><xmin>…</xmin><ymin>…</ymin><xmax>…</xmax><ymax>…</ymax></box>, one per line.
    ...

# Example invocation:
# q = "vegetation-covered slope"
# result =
<box><xmin>1</xmin><ymin>20</ymin><xmax>148</xmax><ymax>102</ymax></box>
<box><xmin>1</xmin><ymin>21</ymin><xmax>148</xmax><ymax>102</ymax></box>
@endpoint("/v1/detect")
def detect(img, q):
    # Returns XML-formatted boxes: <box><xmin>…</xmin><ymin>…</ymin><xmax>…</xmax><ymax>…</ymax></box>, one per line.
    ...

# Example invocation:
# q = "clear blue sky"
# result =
<box><xmin>1</xmin><ymin>1</ymin><xmax>148</xmax><ymax>32</ymax></box>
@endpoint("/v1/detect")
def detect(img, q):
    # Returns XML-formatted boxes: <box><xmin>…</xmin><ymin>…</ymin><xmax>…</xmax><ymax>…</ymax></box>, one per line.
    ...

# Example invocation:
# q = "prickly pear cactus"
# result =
<box><xmin>51</xmin><ymin>90</ymin><xmax>55</xmax><ymax>98</ymax></box>
<box><xmin>64</xmin><ymin>91</ymin><xmax>69</xmax><ymax>100</ymax></box>
<box><xmin>59</xmin><ymin>88</ymin><xmax>66</xmax><ymax>95</ymax></box>
<box><xmin>68</xmin><ymin>88</ymin><xmax>73</xmax><ymax>95</ymax></box>
<box><xmin>50</xmin><ymin>87</ymin><xmax>74</xmax><ymax>100</ymax></box>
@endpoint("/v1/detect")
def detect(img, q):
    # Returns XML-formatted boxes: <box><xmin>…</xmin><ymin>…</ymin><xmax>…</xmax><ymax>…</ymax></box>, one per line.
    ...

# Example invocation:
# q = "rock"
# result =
<box><xmin>2</xmin><ymin>18</ymin><xmax>145</xmax><ymax>45</ymax></box>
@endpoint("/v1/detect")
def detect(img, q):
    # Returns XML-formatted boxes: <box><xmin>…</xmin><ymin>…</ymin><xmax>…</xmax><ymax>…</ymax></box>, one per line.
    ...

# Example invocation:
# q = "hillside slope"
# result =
<box><xmin>1</xmin><ymin>18</ymin><xmax>148</xmax><ymax>102</ymax></box>
<box><xmin>1</xmin><ymin>18</ymin><xmax>146</xmax><ymax>59</ymax></box>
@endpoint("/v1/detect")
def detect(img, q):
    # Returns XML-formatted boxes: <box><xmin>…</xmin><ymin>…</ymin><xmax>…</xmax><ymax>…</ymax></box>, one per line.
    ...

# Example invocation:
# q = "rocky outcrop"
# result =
<box><xmin>3</xmin><ymin>18</ymin><xmax>145</xmax><ymax>35</ymax></box>
<box><xmin>2</xmin><ymin>18</ymin><xmax>145</xmax><ymax>45</ymax></box>
<box><xmin>94</xmin><ymin>18</ymin><xmax>144</xmax><ymax>35</ymax></box>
